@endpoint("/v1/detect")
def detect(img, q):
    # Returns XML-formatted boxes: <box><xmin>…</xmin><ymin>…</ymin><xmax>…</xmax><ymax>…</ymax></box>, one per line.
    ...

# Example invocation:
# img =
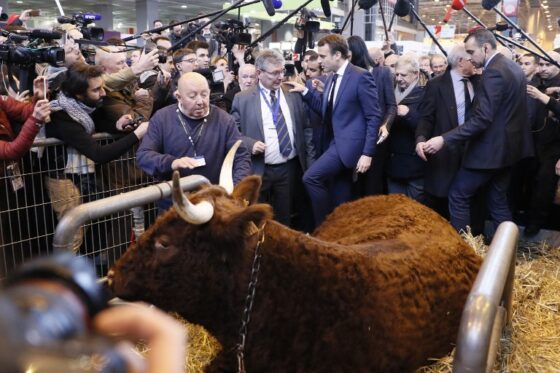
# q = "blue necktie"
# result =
<box><xmin>270</xmin><ymin>90</ymin><xmax>292</xmax><ymax>158</ymax></box>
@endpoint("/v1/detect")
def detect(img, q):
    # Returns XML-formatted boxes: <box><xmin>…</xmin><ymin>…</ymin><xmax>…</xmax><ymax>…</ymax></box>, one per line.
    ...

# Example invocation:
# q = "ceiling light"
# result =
<box><xmin>16</xmin><ymin>0</ymin><xmax>22</xmax><ymax>3</ymax></box>
<box><xmin>181</xmin><ymin>4</ymin><xmax>187</xmax><ymax>8</ymax></box>
<box><xmin>542</xmin><ymin>4</ymin><xmax>549</xmax><ymax>8</ymax></box>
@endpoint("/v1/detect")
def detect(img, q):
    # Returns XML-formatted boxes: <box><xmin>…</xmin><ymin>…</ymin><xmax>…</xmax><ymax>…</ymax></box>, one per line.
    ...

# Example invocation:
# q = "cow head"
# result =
<box><xmin>108</xmin><ymin>144</ymin><xmax>272</xmax><ymax>329</ymax></box>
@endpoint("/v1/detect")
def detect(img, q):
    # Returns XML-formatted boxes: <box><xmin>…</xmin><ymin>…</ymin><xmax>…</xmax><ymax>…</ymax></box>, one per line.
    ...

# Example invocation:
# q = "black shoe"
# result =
<box><xmin>524</xmin><ymin>224</ymin><xmax>541</xmax><ymax>237</ymax></box>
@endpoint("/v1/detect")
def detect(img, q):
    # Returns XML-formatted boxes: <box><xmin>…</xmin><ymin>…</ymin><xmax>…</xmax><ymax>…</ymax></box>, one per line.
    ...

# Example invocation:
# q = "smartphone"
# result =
<box><xmin>212</xmin><ymin>69</ymin><xmax>224</xmax><ymax>83</ymax></box>
<box><xmin>28</xmin><ymin>10</ymin><xmax>41</xmax><ymax>17</ymax></box>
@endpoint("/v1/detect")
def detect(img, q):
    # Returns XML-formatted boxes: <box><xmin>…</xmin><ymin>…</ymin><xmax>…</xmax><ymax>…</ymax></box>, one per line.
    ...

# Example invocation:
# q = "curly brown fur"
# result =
<box><xmin>111</xmin><ymin>178</ymin><xmax>481</xmax><ymax>372</ymax></box>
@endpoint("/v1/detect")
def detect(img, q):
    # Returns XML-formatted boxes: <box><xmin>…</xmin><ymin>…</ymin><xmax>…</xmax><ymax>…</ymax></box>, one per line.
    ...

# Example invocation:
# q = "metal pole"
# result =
<box><xmin>453</xmin><ymin>222</ymin><xmax>518</xmax><ymax>372</ymax></box>
<box><xmin>53</xmin><ymin>175</ymin><xmax>210</xmax><ymax>251</ymax></box>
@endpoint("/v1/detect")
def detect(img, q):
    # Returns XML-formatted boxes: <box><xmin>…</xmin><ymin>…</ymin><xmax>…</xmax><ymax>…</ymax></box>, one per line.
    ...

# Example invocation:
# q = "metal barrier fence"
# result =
<box><xmin>453</xmin><ymin>221</ymin><xmax>518</xmax><ymax>373</ymax></box>
<box><xmin>0</xmin><ymin>134</ymin><xmax>158</xmax><ymax>281</ymax></box>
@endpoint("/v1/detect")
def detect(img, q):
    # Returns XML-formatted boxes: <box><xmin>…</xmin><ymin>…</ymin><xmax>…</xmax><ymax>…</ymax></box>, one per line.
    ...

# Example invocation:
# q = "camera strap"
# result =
<box><xmin>176</xmin><ymin>109</ymin><xmax>206</xmax><ymax>157</ymax></box>
<box><xmin>258</xmin><ymin>87</ymin><xmax>281</xmax><ymax>124</ymax></box>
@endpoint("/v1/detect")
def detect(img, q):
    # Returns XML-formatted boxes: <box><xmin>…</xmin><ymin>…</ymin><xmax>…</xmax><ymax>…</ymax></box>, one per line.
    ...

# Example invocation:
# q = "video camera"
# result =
<box><xmin>214</xmin><ymin>19</ymin><xmax>252</xmax><ymax>51</ymax></box>
<box><xmin>194</xmin><ymin>66</ymin><xmax>226</xmax><ymax>104</ymax></box>
<box><xmin>57</xmin><ymin>13</ymin><xmax>104</xmax><ymax>41</ymax></box>
<box><xmin>0</xmin><ymin>252</ymin><xmax>128</xmax><ymax>372</ymax></box>
<box><xmin>0</xmin><ymin>29</ymin><xmax>65</xmax><ymax>67</ymax></box>
<box><xmin>295</xmin><ymin>8</ymin><xmax>321</xmax><ymax>33</ymax></box>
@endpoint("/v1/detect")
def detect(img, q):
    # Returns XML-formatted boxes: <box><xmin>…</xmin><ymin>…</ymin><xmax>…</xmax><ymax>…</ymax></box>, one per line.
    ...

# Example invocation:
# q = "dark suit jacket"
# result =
<box><xmin>231</xmin><ymin>84</ymin><xmax>315</xmax><ymax>176</ymax></box>
<box><xmin>442</xmin><ymin>53</ymin><xmax>533</xmax><ymax>169</ymax></box>
<box><xmin>371</xmin><ymin>65</ymin><xmax>397</xmax><ymax>131</ymax></box>
<box><xmin>303</xmin><ymin>63</ymin><xmax>382</xmax><ymax>168</ymax></box>
<box><xmin>387</xmin><ymin>84</ymin><xmax>425</xmax><ymax>180</ymax></box>
<box><xmin>416</xmin><ymin>70</ymin><xmax>471</xmax><ymax>196</ymax></box>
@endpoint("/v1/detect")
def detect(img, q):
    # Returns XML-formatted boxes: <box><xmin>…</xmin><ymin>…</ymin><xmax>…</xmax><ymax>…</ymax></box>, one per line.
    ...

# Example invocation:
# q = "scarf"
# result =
<box><xmin>50</xmin><ymin>92</ymin><xmax>97</xmax><ymax>174</ymax></box>
<box><xmin>394</xmin><ymin>80</ymin><xmax>418</xmax><ymax>105</ymax></box>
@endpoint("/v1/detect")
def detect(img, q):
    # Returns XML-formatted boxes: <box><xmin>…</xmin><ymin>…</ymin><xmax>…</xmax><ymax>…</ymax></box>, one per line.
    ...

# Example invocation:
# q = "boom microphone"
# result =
<box><xmin>358</xmin><ymin>0</ymin><xmax>378</xmax><ymax>10</ymax></box>
<box><xmin>443</xmin><ymin>0</ymin><xmax>466</xmax><ymax>23</ymax></box>
<box><xmin>261</xmin><ymin>0</ymin><xmax>276</xmax><ymax>16</ymax></box>
<box><xmin>394</xmin><ymin>0</ymin><xmax>412</xmax><ymax>17</ymax></box>
<box><xmin>321</xmin><ymin>0</ymin><xmax>332</xmax><ymax>17</ymax></box>
<box><xmin>481</xmin><ymin>0</ymin><xmax>500</xmax><ymax>10</ymax></box>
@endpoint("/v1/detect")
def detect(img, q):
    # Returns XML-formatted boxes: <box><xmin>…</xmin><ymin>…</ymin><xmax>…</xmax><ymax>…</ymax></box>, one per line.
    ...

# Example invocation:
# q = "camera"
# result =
<box><xmin>57</xmin><ymin>13</ymin><xmax>104</xmax><ymax>41</ymax></box>
<box><xmin>0</xmin><ymin>44</ymin><xmax>65</xmax><ymax>67</ymax></box>
<box><xmin>0</xmin><ymin>252</ymin><xmax>128</xmax><ymax>372</ymax></box>
<box><xmin>295</xmin><ymin>8</ymin><xmax>321</xmax><ymax>33</ymax></box>
<box><xmin>144</xmin><ymin>41</ymin><xmax>168</xmax><ymax>64</ymax></box>
<box><xmin>194</xmin><ymin>66</ymin><xmax>226</xmax><ymax>104</ymax></box>
<box><xmin>214</xmin><ymin>19</ymin><xmax>252</xmax><ymax>51</ymax></box>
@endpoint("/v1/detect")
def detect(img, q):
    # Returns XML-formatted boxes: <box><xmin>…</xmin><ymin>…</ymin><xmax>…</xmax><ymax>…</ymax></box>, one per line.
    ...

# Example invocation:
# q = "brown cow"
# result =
<box><xmin>109</xmin><ymin>172</ymin><xmax>481</xmax><ymax>372</ymax></box>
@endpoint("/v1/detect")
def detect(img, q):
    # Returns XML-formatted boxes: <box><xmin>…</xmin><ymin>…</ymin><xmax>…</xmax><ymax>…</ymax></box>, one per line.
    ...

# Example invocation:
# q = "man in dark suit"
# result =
<box><xmin>416</xmin><ymin>44</ymin><xmax>477</xmax><ymax>217</ymax></box>
<box><xmin>423</xmin><ymin>29</ymin><xmax>533</xmax><ymax>233</ymax></box>
<box><xmin>231</xmin><ymin>49</ymin><xmax>315</xmax><ymax>227</ymax></box>
<box><xmin>287</xmin><ymin>34</ymin><xmax>382</xmax><ymax>226</ymax></box>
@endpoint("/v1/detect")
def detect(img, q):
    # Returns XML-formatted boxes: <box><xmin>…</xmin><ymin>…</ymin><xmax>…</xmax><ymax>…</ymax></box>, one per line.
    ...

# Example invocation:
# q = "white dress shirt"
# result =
<box><xmin>258</xmin><ymin>83</ymin><xmax>296</xmax><ymax>165</ymax></box>
<box><xmin>450</xmin><ymin>69</ymin><xmax>474</xmax><ymax>126</ymax></box>
<box><xmin>330</xmin><ymin>60</ymin><xmax>349</xmax><ymax>107</ymax></box>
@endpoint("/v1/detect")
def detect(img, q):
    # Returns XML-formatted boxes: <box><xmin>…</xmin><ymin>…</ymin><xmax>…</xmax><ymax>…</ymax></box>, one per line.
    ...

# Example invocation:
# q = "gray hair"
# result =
<box><xmin>447</xmin><ymin>44</ymin><xmax>470</xmax><ymax>68</ymax></box>
<box><xmin>395</xmin><ymin>55</ymin><xmax>420</xmax><ymax>74</ymax></box>
<box><xmin>255</xmin><ymin>49</ymin><xmax>285</xmax><ymax>71</ymax></box>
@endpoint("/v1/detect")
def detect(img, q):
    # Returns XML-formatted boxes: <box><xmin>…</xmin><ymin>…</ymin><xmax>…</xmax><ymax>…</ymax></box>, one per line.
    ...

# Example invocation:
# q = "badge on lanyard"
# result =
<box><xmin>192</xmin><ymin>155</ymin><xmax>206</xmax><ymax>168</ymax></box>
<box><xmin>6</xmin><ymin>161</ymin><xmax>24</xmax><ymax>192</ymax></box>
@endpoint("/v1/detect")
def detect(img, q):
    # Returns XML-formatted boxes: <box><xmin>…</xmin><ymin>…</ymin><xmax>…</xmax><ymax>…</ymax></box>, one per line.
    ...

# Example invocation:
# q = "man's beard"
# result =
<box><xmin>82</xmin><ymin>97</ymin><xmax>103</xmax><ymax>108</ymax></box>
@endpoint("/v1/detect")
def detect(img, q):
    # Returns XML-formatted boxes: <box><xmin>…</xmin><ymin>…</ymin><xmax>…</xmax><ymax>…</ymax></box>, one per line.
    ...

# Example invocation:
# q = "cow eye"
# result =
<box><xmin>155</xmin><ymin>239</ymin><xmax>169</xmax><ymax>250</ymax></box>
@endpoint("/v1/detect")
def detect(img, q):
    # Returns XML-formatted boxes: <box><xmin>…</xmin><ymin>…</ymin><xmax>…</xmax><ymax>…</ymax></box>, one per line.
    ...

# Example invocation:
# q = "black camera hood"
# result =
<box><xmin>4</xmin><ymin>252</ymin><xmax>108</xmax><ymax>316</ymax></box>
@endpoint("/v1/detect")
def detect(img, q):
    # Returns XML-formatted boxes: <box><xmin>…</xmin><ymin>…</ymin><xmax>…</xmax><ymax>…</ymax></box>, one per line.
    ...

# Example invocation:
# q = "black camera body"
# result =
<box><xmin>0</xmin><ymin>252</ymin><xmax>127</xmax><ymax>372</ymax></box>
<box><xmin>215</xmin><ymin>19</ymin><xmax>252</xmax><ymax>50</ymax></box>
<box><xmin>0</xmin><ymin>43</ymin><xmax>65</xmax><ymax>67</ymax></box>
<box><xmin>194</xmin><ymin>66</ymin><xmax>226</xmax><ymax>104</ymax></box>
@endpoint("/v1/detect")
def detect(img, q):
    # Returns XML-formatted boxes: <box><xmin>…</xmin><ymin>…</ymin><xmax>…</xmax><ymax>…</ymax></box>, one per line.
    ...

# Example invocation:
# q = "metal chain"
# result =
<box><xmin>236</xmin><ymin>225</ymin><xmax>266</xmax><ymax>373</ymax></box>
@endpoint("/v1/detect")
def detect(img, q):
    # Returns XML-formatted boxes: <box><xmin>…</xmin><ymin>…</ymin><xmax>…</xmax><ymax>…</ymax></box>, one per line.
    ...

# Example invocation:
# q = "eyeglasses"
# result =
<box><xmin>262</xmin><ymin>69</ymin><xmax>286</xmax><ymax>77</ymax></box>
<box><xmin>182</xmin><ymin>58</ymin><xmax>197</xmax><ymax>63</ymax></box>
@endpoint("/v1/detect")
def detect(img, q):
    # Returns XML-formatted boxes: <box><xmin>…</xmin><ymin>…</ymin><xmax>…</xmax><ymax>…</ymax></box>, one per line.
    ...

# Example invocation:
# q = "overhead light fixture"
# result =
<box><xmin>181</xmin><ymin>4</ymin><xmax>187</xmax><ymax>8</ymax></box>
<box><xmin>117</xmin><ymin>22</ymin><xmax>122</xmax><ymax>28</ymax></box>
<box><xmin>16</xmin><ymin>0</ymin><xmax>22</xmax><ymax>3</ymax></box>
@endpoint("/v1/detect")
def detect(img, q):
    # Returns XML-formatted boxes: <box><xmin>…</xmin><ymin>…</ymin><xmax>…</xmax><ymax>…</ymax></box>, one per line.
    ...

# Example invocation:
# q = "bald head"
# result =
<box><xmin>176</xmin><ymin>72</ymin><xmax>210</xmax><ymax>119</ymax></box>
<box><xmin>238</xmin><ymin>64</ymin><xmax>257</xmax><ymax>91</ymax></box>
<box><xmin>96</xmin><ymin>46</ymin><xmax>128</xmax><ymax>74</ymax></box>
<box><xmin>368</xmin><ymin>47</ymin><xmax>384</xmax><ymax>66</ymax></box>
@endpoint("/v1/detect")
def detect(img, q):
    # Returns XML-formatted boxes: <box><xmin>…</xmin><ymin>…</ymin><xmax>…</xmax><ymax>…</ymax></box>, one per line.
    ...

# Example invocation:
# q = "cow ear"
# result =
<box><xmin>232</xmin><ymin>176</ymin><xmax>262</xmax><ymax>205</ymax></box>
<box><xmin>229</xmin><ymin>204</ymin><xmax>272</xmax><ymax>237</ymax></box>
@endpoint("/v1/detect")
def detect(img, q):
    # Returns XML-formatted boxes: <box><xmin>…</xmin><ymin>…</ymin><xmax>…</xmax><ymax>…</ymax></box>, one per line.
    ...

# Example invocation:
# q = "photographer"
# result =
<box><xmin>45</xmin><ymin>63</ymin><xmax>148</xmax><ymax>252</ymax></box>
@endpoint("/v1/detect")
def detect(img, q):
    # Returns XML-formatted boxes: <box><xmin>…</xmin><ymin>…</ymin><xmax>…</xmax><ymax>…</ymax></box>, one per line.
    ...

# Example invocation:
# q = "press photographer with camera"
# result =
<box><xmin>44</xmin><ymin>63</ymin><xmax>148</xmax><ymax>252</ymax></box>
<box><xmin>0</xmin><ymin>252</ymin><xmax>186</xmax><ymax>373</ymax></box>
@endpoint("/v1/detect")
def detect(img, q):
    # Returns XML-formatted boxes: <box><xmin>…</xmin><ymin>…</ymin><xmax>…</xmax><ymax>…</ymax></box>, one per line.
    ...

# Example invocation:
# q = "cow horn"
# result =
<box><xmin>172</xmin><ymin>171</ymin><xmax>214</xmax><ymax>224</ymax></box>
<box><xmin>219</xmin><ymin>139</ymin><xmax>242</xmax><ymax>194</ymax></box>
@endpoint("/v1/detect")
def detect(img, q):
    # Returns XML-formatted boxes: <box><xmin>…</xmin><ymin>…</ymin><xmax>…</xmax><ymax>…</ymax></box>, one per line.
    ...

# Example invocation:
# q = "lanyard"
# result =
<box><xmin>259</xmin><ymin>87</ymin><xmax>281</xmax><ymax>124</ymax></box>
<box><xmin>177</xmin><ymin>109</ymin><xmax>206</xmax><ymax>157</ymax></box>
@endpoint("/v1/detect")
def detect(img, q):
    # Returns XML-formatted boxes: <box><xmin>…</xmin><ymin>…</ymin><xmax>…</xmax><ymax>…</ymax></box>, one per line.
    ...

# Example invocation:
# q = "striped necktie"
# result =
<box><xmin>270</xmin><ymin>90</ymin><xmax>292</xmax><ymax>158</ymax></box>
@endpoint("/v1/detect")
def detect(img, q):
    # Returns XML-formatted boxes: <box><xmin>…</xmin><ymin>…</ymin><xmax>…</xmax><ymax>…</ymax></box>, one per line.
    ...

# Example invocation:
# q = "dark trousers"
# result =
<box><xmin>448</xmin><ymin>167</ymin><xmax>512</xmax><ymax>233</ymax></box>
<box><xmin>260</xmin><ymin>157</ymin><xmax>300</xmax><ymax>226</ymax></box>
<box><xmin>528</xmin><ymin>155</ymin><xmax>560</xmax><ymax>227</ymax></box>
<box><xmin>303</xmin><ymin>144</ymin><xmax>353</xmax><ymax>226</ymax></box>
<box><xmin>426</xmin><ymin>191</ymin><xmax>486</xmax><ymax>236</ymax></box>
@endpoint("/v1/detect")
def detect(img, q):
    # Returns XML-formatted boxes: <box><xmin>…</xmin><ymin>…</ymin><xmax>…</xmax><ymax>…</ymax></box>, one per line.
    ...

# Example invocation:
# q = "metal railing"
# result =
<box><xmin>0</xmin><ymin>134</ymin><xmax>158</xmax><ymax>280</ymax></box>
<box><xmin>53</xmin><ymin>175</ymin><xmax>210</xmax><ymax>250</ymax></box>
<box><xmin>453</xmin><ymin>221</ymin><xmax>519</xmax><ymax>373</ymax></box>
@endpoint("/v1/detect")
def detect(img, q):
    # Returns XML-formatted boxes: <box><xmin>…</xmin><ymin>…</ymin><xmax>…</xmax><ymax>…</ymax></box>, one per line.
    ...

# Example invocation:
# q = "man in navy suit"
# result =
<box><xmin>423</xmin><ymin>29</ymin><xmax>533</xmax><ymax>233</ymax></box>
<box><xmin>287</xmin><ymin>34</ymin><xmax>382</xmax><ymax>225</ymax></box>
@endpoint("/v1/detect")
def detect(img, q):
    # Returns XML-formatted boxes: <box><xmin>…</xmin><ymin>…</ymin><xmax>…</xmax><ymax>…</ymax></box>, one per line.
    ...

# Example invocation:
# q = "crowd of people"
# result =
<box><xmin>1</xmin><ymin>14</ymin><xmax>560</xmax><ymax>255</ymax></box>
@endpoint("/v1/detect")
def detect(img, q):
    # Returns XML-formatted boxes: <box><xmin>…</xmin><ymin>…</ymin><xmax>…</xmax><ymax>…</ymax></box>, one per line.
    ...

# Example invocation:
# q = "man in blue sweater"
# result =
<box><xmin>137</xmin><ymin>72</ymin><xmax>252</xmax><ymax>211</ymax></box>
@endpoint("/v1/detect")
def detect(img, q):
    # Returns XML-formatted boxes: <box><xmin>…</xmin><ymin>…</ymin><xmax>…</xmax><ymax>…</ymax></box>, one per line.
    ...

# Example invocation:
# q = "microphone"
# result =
<box><xmin>443</xmin><ymin>0</ymin><xmax>466</xmax><ymax>23</ymax></box>
<box><xmin>321</xmin><ymin>0</ymin><xmax>332</xmax><ymax>17</ymax></box>
<box><xmin>0</xmin><ymin>29</ymin><xmax>28</xmax><ymax>41</ymax></box>
<box><xmin>13</xmin><ymin>29</ymin><xmax>62</xmax><ymax>40</ymax></box>
<box><xmin>394</xmin><ymin>0</ymin><xmax>411</xmax><ymax>17</ymax></box>
<box><xmin>389</xmin><ymin>0</ymin><xmax>411</xmax><ymax>31</ymax></box>
<box><xmin>358</xmin><ymin>0</ymin><xmax>378</xmax><ymax>10</ymax></box>
<box><xmin>261</xmin><ymin>0</ymin><xmax>276</xmax><ymax>16</ymax></box>
<box><xmin>481</xmin><ymin>0</ymin><xmax>500</xmax><ymax>10</ymax></box>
